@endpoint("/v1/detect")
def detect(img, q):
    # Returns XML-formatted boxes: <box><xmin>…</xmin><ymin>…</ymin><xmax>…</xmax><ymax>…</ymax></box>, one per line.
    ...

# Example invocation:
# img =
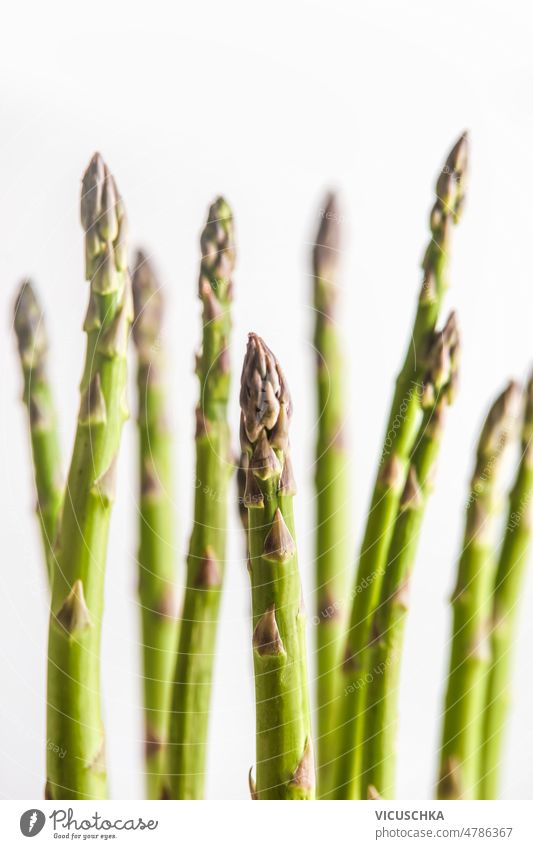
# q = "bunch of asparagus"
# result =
<box><xmin>12</xmin><ymin>134</ymin><xmax>533</xmax><ymax>801</ymax></box>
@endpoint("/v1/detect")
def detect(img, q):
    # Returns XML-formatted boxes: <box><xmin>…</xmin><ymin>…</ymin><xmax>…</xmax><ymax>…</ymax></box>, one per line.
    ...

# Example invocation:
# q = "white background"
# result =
<box><xmin>1</xmin><ymin>0</ymin><xmax>533</xmax><ymax>801</ymax></box>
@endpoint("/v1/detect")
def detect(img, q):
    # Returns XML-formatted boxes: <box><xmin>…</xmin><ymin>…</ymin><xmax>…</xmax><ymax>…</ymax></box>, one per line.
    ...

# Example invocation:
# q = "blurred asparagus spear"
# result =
<box><xmin>167</xmin><ymin>198</ymin><xmax>235</xmax><ymax>799</ymax></box>
<box><xmin>312</xmin><ymin>192</ymin><xmax>349</xmax><ymax>797</ymax></box>
<box><xmin>479</xmin><ymin>375</ymin><xmax>533</xmax><ymax>799</ymax></box>
<box><xmin>132</xmin><ymin>251</ymin><xmax>177</xmax><ymax>800</ymax></box>
<box><xmin>437</xmin><ymin>382</ymin><xmax>520</xmax><ymax>800</ymax></box>
<box><xmin>13</xmin><ymin>281</ymin><xmax>62</xmax><ymax>585</ymax></box>
<box><xmin>362</xmin><ymin>315</ymin><xmax>459</xmax><ymax>799</ymax></box>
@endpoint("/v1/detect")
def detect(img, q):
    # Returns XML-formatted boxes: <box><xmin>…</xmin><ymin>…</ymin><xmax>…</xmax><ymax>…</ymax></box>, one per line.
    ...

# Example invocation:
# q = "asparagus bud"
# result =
<box><xmin>421</xmin><ymin>133</ymin><xmax>469</xmax><ymax>301</ymax></box>
<box><xmin>313</xmin><ymin>191</ymin><xmax>341</xmax><ymax>314</ymax></box>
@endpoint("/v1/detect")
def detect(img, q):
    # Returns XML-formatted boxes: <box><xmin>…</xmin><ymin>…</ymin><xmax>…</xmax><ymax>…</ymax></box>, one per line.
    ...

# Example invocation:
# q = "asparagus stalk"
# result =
<box><xmin>312</xmin><ymin>193</ymin><xmax>349</xmax><ymax>797</ymax></box>
<box><xmin>46</xmin><ymin>153</ymin><xmax>132</xmax><ymax>800</ymax></box>
<box><xmin>132</xmin><ymin>251</ymin><xmax>177</xmax><ymax>800</ymax></box>
<box><xmin>167</xmin><ymin>198</ymin><xmax>234</xmax><ymax>799</ymax></box>
<box><xmin>13</xmin><ymin>281</ymin><xmax>62</xmax><ymax>585</ymax></box>
<box><xmin>334</xmin><ymin>133</ymin><xmax>468</xmax><ymax>799</ymax></box>
<box><xmin>362</xmin><ymin>315</ymin><xmax>460</xmax><ymax>799</ymax></box>
<box><xmin>241</xmin><ymin>333</ymin><xmax>315</xmax><ymax>800</ymax></box>
<box><xmin>437</xmin><ymin>381</ymin><xmax>520</xmax><ymax>800</ymax></box>
<box><xmin>479</xmin><ymin>374</ymin><xmax>533</xmax><ymax>799</ymax></box>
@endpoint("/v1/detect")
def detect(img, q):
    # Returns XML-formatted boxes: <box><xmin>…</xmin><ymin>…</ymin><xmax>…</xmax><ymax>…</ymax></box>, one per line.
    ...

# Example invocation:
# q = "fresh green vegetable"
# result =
<box><xmin>312</xmin><ymin>193</ymin><xmax>350</xmax><ymax>798</ymax></box>
<box><xmin>362</xmin><ymin>316</ymin><xmax>459</xmax><ymax>799</ymax></box>
<box><xmin>167</xmin><ymin>198</ymin><xmax>234</xmax><ymax>799</ymax></box>
<box><xmin>334</xmin><ymin>133</ymin><xmax>468</xmax><ymax>799</ymax></box>
<box><xmin>13</xmin><ymin>281</ymin><xmax>62</xmax><ymax>585</ymax></box>
<box><xmin>132</xmin><ymin>251</ymin><xmax>177</xmax><ymax>800</ymax></box>
<box><xmin>46</xmin><ymin>153</ymin><xmax>132</xmax><ymax>800</ymax></box>
<box><xmin>437</xmin><ymin>382</ymin><xmax>520</xmax><ymax>800</ymax></box>
<box><xmin>479</xmin><ymin>375</ymin><xmax>533</xmax><ymax>799</ymax></box>
<box><xmin>241</xmin><ymin>333</ymin><xmax>315</xmax><ymax>799</ymax></box>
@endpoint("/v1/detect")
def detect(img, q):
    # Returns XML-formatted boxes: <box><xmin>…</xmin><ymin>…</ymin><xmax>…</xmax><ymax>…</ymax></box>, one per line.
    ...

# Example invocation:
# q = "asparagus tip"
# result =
<box><xmin>500</xmin><ymin>380</ymin><xmax>522</xmax><ymax>417</ymax></box>
<box><xmin>313</xmin><ymin>190</ymin><xmax>341</xmax><ymax>280</ymax></box>
<box><xmin>81</xmin><ymin>152</ymin><xmax>109</xmax><ymax>230</ymax></box>
<box><xmin>132</xmin><ymin>249</ymin><xmax>163</xmax><ymax>351</ymax></box>
<box><xmin>446</xmin><ymin>131</ymin><xmax>469</xmax><ymax>176</ymax></box>
<box><xmin>433</xmin><ymin>131</ymin><xmax>469</xmax><ymax>228</ymax></box>
<box><xmin>207</xmin><ymin>195</ymin><xmax>233</xmax><ymax>227</ymax></box>
<box><xmin>199</xmin><ymin>196</ymin><xmax>235</xmax><ymax>297</ymax></box>
<box><xmin>81</xmin><ymin>152</ymin><xmax>127</xmax><ymax>291</ymax></box>
<box><xmin>13</xmin><ymin>279</ymin><xmax>48</xmax><ymax>363</ymax></box>
<box><xmin>479</xmin><ymin>380</ymin><xmax>521</xmax><ymax>457</ymax></box>
<box><xmin>240</xmin><ymin>333</ymin><xmax>290</xmax><ymax>445</ymax></box>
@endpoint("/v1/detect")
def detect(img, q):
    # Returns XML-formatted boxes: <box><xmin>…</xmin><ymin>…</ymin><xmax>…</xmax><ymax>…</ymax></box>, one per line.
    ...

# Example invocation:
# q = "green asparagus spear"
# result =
<box><xmin>241</xmin><ymin>333</ymin><xmax>315</xmax><ymax>800</ymax></box>
<box><xmin>334</xmin><ymin>133</ymin><xmax>468</xmax><ymax>800</ymax></box>
<box><xmin>132</xmin><ymin>251</ymin><xmax>177</xmax><ymax>800</ymax></box>
<box><xmin>479</xmin><ymin>374</ymin><xmax>533</xmax><ymax>799</ymax></box>
<box><xmin>13</xmin><ymin>281</ymin><xmax>62</xmax><ymax>585</ymax></box>
<box><xmin>312</xmin><ymin>192</ymin><xmax>349</xmax><ymax>798</ymax></box>
<box><xmin>167</xmin><ymin>198</ymin><xmax>234</xmax><ymax>799</ymax></box>
<box><xmin>437</xmin><ymin>381</ymin><xmax>520</xmax><ymax>800</ymax></box>
<box><xmin>46</xmin><ymin>153</ymin><xmax>132</xmax><ymax>800</ymax></box>
<box><xmin>362</xmin><ymin>315</ymin><xmax>460</xmax><ymax>799</ymax></box>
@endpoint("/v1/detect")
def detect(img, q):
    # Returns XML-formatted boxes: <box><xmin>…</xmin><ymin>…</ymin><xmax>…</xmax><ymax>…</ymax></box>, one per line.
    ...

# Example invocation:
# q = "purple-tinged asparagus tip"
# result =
<box><xmin>13</xmin><ymin>279</ymin><xmax>48</xmax><ymax>366</ymax></box>
<box><xmin>132</xmin><ymin>249</ymin><xmax>164</xmax><ymax>352</ymax></box>
<box><xmin>313</xmin><ymin>191</ymin><xmax>341</xmax><ymax>283</ymax></box>
<box><xmin>479</xmin><ymin>380</ymin><xmax>521</xmax><ymax>458</ymax></box>
<box><xmin>240</xmin><ymin>333</ymin><xmax>291</xmax><ymax>445</ymax></box>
